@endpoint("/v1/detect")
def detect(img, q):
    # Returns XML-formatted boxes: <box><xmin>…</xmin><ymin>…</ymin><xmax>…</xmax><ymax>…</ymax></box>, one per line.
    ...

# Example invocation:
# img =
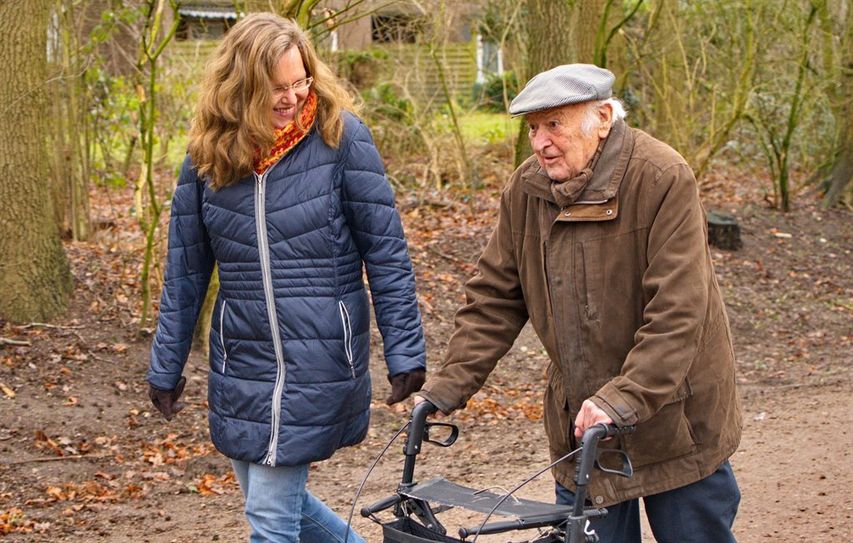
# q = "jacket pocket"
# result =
<box><xmin>621</xmin><ymin>380</ymin><xmax>697</xmax><ymax>468</ymax></box>
<box><xmin>338</xmin><ymin>300</ymin><xmax>356</xmax><ymax>378</ymax></box>
<box><xmin>219</xmin><ymin>299</ymin><xmax>229</xmax><ymax>374</ymax></box>
<box><xmin>543</xmin><ymin>364</ymin><xmax>574</xmax><ymax>456</ymax></box>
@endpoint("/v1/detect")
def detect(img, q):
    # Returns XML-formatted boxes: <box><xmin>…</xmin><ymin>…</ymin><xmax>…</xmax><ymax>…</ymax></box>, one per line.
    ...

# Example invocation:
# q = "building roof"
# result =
<box><xmin>178</xmin><ymin>2</ymin><xmax>238</xmax><ymax>19</ymax></box>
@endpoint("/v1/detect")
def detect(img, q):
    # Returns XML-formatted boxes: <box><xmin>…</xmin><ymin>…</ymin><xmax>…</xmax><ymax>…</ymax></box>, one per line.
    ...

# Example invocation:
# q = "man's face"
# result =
<box><xmin>526</xmin><ymin>103</ymin><xmax>611</xmax><ymax>182</ymax></box>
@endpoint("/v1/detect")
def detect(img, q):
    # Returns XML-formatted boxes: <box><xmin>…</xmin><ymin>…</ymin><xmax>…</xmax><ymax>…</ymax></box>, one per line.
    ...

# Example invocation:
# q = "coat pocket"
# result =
<box><xmin>543</xmin><ymin>364</ymin><xmax>574</xmax><ymax>457</ymax></box>
<box><xmin>338</xmin><ymin>300</ymin><xmax>356</xmax><ymax>378</ymax></box>
<box><xmin>621</xmin><ymin>381</ymin><xmax>697</xmax><ymax>468</ymax></box>
<box><xmin>219</xmin><ymin>299</ymin><xmax>229</xmax><ymax>374</ymax></box>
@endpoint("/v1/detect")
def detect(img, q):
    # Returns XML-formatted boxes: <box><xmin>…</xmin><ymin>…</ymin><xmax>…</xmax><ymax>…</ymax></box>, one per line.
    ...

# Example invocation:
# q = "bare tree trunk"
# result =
<box><xmin>0</xmin><ymin>0</ymin><xmax>73</xmax><ymax>322</ymax></box>
<box><xmin>574</xmin><ymin>0</ymin><xmax>606</xmax><ymax>64</ymax></box>
<box><xmin>136</xmin><ymin>0</ymin><xmax>180</xmax><ymax>329</ymax></box>
<box><xmin>49</xmin><ymin>0</ymin><xmax>92</xmax><ymax>241</ymax></box>
<box><xmin>824</xmin><ymin>138</ymin><xmax>853</xmax><ymax>207</ymax></box>
<box><xmin>648</xmin><ymin>0</ymin><xmax>687</xmax><ymax>150</ymax></box>
<box><xmin>514</xmin><ymin>0</ymin><xmax>574</xmax><ymax>167</ymax></box>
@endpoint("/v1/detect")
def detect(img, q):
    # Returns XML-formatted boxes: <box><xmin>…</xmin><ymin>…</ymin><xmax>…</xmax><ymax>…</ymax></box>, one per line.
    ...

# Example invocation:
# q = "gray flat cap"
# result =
<box><xmin>509</xmin><ymin>64</ymin><xmax>615</xmax><ymax>116</ymax></box>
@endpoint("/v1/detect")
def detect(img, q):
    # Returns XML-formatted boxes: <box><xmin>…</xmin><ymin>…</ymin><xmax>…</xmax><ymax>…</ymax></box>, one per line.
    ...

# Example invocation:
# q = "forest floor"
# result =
<box><xmin>1</xmin><ymin>172</ymin><xmax>851</xmax><ymax>542</ymax></box>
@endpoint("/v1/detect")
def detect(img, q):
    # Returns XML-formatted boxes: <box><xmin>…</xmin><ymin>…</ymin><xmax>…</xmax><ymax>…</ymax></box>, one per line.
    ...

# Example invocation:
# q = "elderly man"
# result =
<box><xmin>415</xmin><ymin>64</ymin><xmax>742</xmax><ymax>542</ymax></box>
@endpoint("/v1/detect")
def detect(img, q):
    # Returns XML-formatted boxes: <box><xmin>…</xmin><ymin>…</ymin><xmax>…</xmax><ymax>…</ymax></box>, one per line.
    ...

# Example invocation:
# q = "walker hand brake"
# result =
<box><xmin>595</xmin><ymin>448</ymin><xmax>634</xmax><ymax>478</ymax></box>
<box><xmin>423</xmin><ymin>422</ymin><xmax>458</xmax><ymax>447</ymax></box>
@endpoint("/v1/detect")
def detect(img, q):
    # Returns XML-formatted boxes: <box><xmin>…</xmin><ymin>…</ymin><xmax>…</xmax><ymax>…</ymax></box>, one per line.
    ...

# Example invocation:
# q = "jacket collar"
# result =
<box><xmin>521</xmin><ymin>119</ymin><xmax>633</xmax><ymax>206</ymax></box>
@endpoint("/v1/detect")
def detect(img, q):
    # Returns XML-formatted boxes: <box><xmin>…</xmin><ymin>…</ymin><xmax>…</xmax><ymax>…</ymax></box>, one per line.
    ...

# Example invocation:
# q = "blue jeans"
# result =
<box><xmin>231</xmin><ymin>460</ymin><xmax>366</xmax><ymax>543</ymax></box>
<box><xmin>555</xmin><ymin>460</ymin><xmax>740</xmax><ymax>543</ymax></box>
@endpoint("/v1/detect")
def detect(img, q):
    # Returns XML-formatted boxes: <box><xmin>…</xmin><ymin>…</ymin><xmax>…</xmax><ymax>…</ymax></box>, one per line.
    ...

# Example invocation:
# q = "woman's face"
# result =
<box><xmin>270</xmin><ymin>47</ymin><xmax>311</xmax><ymax>129</ymax></box>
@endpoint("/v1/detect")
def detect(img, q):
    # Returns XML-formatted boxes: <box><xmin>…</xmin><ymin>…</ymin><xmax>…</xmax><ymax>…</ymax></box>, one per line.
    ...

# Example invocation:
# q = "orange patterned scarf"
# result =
<box><xmin>254</xmin><ymin>91</ymin><xmax>318</xmax><ymax>175</ymax></box>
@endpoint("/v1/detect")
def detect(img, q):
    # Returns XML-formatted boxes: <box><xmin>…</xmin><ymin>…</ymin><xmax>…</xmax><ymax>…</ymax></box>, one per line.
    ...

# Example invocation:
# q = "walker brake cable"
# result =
<box><xmin>344</xmin><ymin>419</ymin><xmax>411</xmax><ymax>543</ymax></box>
<box><xmin>469</xmin><ymin>446</ymin><xmax>583</xmax><ymax>543</ymax></box>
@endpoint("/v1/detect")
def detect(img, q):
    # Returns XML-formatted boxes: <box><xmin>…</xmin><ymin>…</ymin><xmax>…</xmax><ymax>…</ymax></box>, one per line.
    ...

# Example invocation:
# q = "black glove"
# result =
<box><xmin>148</xmin><ymin>376</ymin><xmax>186</xmax><ymax>421</ymax></box>
<box><xmin>386</xmin><ymin>369</ymin><xmax>426</xmax><ymax>405</ymax></box>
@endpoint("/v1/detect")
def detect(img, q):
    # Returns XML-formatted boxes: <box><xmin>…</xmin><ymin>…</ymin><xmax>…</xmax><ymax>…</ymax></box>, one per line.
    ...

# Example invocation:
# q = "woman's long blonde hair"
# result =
<box><xmin>188</xmin><ymin>13</ymin><xmax>356</xmax><ymax>189</ymax></box>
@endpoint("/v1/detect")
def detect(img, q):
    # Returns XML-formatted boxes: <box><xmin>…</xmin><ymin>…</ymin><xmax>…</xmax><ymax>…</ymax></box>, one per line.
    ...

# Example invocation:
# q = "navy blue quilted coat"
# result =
<box><xmin>148</xmin><ymin>113</ymin><xmax>426</xmax><ymax>466</ymax></box>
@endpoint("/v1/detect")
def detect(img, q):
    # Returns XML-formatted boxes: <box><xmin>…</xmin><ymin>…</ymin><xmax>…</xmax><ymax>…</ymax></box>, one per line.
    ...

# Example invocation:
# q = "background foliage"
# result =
<box><xmin>1</xmin><ymin>0</ymin><xmax>849</xmax><ymax>325</ymax></box>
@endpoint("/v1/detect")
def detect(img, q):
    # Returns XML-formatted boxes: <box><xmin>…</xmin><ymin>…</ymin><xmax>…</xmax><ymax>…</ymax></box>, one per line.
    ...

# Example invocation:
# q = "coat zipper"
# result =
<box><xmin>338</xmin><ymin>300</ymin><xmax>356</xmax><ymax>378</ymax></box>
<box><xmin>219</xmin><ymin>300</ymin><xmax>228</xmax><ymax>373</ymax></box>
<box><xmin>254</xmin><ymin>171</ymin><xmax>287</xmax><ymax>466</ymax></box>
<box><xmin>542</xmin><ymin>239</ymin><xmax>554</xmax><ymax>318</ymax></box>
<box><xmin>548</xmin><ymin>214</ymin><xmax>576</xmax><ymax>413</ymax></box>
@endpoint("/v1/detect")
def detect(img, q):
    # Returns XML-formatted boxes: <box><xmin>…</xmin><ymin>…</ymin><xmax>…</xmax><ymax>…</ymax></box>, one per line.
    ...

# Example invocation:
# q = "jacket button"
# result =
<box><xmin>594</xmin><ymin>496</ymin><xmax>604</xmax><ymax>505</ymax></box>
<box><xmin>563</xmin><ymin>211</ymin><xmax>571</xmax><ymax>217</ymax></box>
<box><xmin>605</xmin><ymin>209</ymin><xmax>613</xmax><ymax>215</ymax></box>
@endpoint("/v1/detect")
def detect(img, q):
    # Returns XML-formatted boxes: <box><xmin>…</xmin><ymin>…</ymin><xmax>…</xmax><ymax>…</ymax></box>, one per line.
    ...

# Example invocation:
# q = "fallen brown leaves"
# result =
<box><xmin>33</xmin><ymin>430</ymin><xmax>95</xmax><ymax>457</ymax></box>
<box><xmin>190</xmin><ymin>472</ymin><xmax>237</xmax><ymax>496</ymax></box>
<box><xmin>0</xmin><ymin>382</ymin><xmax>15</xmax><ymax>398</ymax></box>
<box><xmin>0</xmin><ymin>508</ymin><xmax>37</xmax><ymax>535</ymax></box>
<box><xmin>141</xmin><ymin>433</ymin><xmax>216</xmax><ymax>466</ymax></box>
<box><xmin>24</xmin><ymin>479</ymin><xmax>146</xmax><ymax>510</ymax></box>
<box><xmin>33</xmin><ymin>430</ymin><xmax>65</xmax><ymax>456</ymax></box>
<box><xmin>457</xmin><ymin>393</ymin><xmax>543</xmax><ymax>424</ymax></box>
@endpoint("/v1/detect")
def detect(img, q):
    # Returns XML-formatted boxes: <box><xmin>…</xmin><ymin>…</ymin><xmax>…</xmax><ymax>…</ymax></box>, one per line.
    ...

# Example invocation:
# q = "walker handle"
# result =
<box><xmin>401</xmin><ymin>400</ymin><xmax>439</xmax><ymax>486</ymax></box>
<box><xmin>405</xmin><ymin>400</ymin><xmax>439</xmax><ymax>455</ymax></box>
<box><xmin>360</xmin><ymin>494</ymin><xmax>401</xmax><ymax>517</ymax></box>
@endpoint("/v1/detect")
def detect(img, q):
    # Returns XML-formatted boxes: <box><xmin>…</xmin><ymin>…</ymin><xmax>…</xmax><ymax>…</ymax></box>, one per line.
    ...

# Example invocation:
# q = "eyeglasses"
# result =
<box><xmin>274</xmin><ymin>77</ymin><xmax>313</xmax><ymax>94</ymax></box>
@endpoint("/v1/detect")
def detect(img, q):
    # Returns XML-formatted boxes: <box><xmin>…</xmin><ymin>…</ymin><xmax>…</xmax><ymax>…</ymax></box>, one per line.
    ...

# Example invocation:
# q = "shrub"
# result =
<box><xmin>472</xmin><ymin>71</ymin><xmax>518</xmax><ymax>113</ymax></box>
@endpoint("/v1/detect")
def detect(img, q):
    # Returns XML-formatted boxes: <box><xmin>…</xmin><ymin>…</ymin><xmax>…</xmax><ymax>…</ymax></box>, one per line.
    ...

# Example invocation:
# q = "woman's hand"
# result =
<box><xmin>148</xmin><ymin>376</ymin><xmax>187</xmax><ymax>421</ymax></box>
<box><xmin>386</xmin><ymin>369</ymin><xmax>425</xmax><ymax>405</ymax></box>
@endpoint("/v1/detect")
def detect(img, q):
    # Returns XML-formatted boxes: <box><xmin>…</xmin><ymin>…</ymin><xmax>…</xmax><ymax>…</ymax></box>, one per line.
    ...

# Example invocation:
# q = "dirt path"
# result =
<box><xmin>732</xmin><ymin>381</ymin><xmax>852</xmax><ymax>542</ymax></box>
<box><xmin>125</xmin><ymin>379</ymin><xmax>853</xmax><ymax>543</ymax></box>
<box><xmin>3</xmin><ymin>337</ymin><xmax>849</xmax><ymax>543</ymax></box>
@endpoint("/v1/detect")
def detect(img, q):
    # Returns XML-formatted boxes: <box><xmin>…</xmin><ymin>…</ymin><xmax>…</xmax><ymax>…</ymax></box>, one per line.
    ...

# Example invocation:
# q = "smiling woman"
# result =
<box><xmin>270</xmin><ymin>48</ymin><xmax>311</xmax><ymax>129</ymax></box>
<box><xmin>186</xmin><ymin>13</ymin><xmax>357</xmax><ymax>191</ymax></box>
<box><xmin>147</xmin><ymin>12</ymin><xmax>427</xmax><ymax>543</ymax></box>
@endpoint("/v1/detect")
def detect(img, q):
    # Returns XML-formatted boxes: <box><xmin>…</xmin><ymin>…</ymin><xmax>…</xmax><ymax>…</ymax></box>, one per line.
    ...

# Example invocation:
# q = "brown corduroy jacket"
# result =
<box><xmin>419</xmin><ymin>120</ymin><xmax>742</xmax><ymax>506</ymax></box>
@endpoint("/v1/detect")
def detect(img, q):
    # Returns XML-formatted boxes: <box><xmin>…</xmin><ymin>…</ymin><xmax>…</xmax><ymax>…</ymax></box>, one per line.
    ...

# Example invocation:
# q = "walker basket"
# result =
<box><xmin>382</xmin><ymin>517</ymin><xmax>464</xmax><ymax>543</ymax></box>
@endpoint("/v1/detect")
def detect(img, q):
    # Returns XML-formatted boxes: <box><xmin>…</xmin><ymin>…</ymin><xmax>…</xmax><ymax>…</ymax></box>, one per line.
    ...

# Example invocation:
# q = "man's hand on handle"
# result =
<box><xmin>574</xmin><ymin>399</ymin><xmax>613</xmax><ymax>439</ymax></box>
<box><xmin>412</xmin><ymin>394</ymin><xmax>445</xmax><ymax>419</ymax></box>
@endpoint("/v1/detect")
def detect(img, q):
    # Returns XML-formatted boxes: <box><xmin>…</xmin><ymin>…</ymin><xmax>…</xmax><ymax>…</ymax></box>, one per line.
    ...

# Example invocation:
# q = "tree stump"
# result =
<box><xmin>707</xmin><ymin>210</ymin><xmax>742</xmax><ymax>250</ymax></box>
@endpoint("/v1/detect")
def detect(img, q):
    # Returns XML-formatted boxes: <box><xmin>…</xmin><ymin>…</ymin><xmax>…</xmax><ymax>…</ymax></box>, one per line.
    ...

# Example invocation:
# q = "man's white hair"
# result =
<box><xmin>580</xmin><ymin>98</ymin><xmax>627</xmax><ymax>135</ymax></box>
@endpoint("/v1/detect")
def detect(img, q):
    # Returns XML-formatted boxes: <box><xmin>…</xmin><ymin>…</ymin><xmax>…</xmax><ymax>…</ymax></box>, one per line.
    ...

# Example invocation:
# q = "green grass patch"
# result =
<box><xmin>430</xmin><ymin>111</ymin><xmax>514</xmax><ymax>145</ymax></box>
